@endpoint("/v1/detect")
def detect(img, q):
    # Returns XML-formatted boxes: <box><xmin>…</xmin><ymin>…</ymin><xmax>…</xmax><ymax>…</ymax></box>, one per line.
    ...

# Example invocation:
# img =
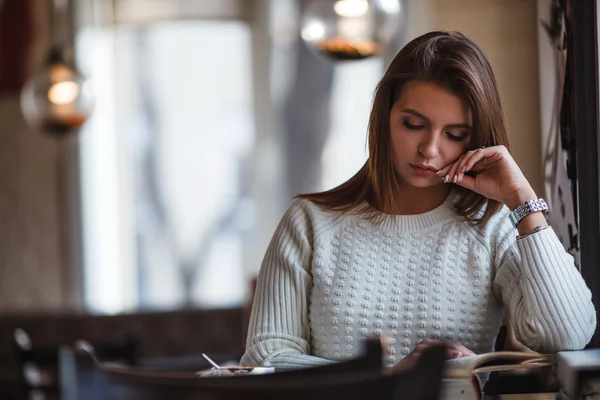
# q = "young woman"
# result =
<box><xmin>240</xmin><ymin>31</ymin><xmax>596</xmax><ymax>370</ymax></box>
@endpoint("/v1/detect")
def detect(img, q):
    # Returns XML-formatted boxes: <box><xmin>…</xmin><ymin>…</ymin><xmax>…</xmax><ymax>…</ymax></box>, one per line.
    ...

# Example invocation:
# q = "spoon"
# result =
<box><xmin>202</xmin><ymin>353</ymin><xmax>221</xmax><ymax>369</ymax></box>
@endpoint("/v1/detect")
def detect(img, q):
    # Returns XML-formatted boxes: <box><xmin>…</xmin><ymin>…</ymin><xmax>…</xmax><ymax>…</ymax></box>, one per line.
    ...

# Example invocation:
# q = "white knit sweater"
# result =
<box><xmin>241</xmin><ymin>193</ymin><xmax>596</xmax><ymax>369</ymax></box>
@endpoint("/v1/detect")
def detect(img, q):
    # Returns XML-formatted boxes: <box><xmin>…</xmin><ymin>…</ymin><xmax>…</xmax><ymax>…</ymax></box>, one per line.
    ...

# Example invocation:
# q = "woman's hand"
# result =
<box><xmin>435</xmin><ymin>145</ymin><xmax>537</xmax><ymax>209</ymax></box>
<box><xmin>390</xmin><ymin>339</ymin><xmax>475</xmax><ymax>373</ymax></box>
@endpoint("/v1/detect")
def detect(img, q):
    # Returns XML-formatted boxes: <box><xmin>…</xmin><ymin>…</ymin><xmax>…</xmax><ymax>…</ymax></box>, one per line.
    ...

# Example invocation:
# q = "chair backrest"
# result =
<box><xmin>13</xmin><ymin>328</ymin><xmax>61</xmax><ymax>400</ymax></box>
<box><xmin>73</xmin><ymin>339</ymin><xmax>448</xmax><ymax>400</ymax></box>
<box><xmin>0</xmin><ymin>308</ymin><xmax>246</xmax><ymax>399</ymax></box>
<box><xmin>13</xmin><ymin>328</ymin><xmax>138</xmax><ymax>400</ymax></box>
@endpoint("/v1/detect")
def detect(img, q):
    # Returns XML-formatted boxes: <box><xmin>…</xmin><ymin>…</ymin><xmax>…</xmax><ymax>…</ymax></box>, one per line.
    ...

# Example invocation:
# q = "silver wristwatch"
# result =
<box><xmin>509</xmin><ymin>198</ymin><xmax>549</xmax><ymax>227</ymax></box>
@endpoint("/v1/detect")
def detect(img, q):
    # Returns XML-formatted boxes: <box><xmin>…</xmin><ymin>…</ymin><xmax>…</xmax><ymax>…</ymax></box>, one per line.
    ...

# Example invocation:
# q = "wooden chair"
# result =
<box><xmin>13</xmin><ymin>328</ymin><xmax>138</xmax><ymax>400</ymax></box>
<box><xmin>13</xmin><ymin>328</ymin><xmax>60</xmax><ymax>400</ymax></box>
<box><xmin>71</xmin><ymin>338</ymin><xmax>448</xmax><ymax>400</ymax></box>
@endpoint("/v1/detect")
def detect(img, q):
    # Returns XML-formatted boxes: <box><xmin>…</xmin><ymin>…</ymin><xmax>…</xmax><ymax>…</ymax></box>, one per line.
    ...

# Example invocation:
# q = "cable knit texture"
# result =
<box><xmin>241</xmin><ymin>193</ymin><xmax>596</xmax><ymax>369</ymax></box>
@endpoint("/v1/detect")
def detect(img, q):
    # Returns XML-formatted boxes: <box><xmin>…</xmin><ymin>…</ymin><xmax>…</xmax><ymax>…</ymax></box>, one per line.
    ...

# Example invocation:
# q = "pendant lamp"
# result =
<box><xmin>20</xmin><ymin>0</ymin><xmax>94</xmax><ymax>138</ymax></box>
<box><xmin>300</xmin><ymin>0</ymin><xmax>402</xmax><ymax>61</ymax></box>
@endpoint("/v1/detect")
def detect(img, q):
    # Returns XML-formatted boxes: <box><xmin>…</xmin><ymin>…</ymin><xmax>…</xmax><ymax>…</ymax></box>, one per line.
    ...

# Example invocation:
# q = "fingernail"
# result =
<box><xmin>453</xmin><ymin>175</ymin><xmax>457</xmax><ymax>183</ymax></box>
<box><xmin>435</xmin><ymin>170</ymin><xmax>441</xmax><ymax>175</ymax></box>
<box><xmin>443</xmin><ymin>175</ymin><xmax>449</xmax><ymax>183</ymax></box>
<box><xmin>448</xmin><ymin>351</ymin><xmax>463</xmax><ymax>359</ymax></box>
<box><xmin>461</xmin><ymin>166</ymin><xmax>466</xmax><ymax>172</ymax></box>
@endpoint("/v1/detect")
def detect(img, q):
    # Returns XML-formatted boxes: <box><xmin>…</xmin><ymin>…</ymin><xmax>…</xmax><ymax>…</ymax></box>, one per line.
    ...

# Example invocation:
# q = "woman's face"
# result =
<box><xmin>389</xmin><ymin>80</ymin><xmax>472</xmax><ymax>191</ymax></box>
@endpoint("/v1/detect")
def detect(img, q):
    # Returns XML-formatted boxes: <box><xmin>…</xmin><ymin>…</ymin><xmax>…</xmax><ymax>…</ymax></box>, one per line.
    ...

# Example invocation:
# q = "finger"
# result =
<box><xmin>444</xmin><ymin>342</ymin><xmax>476</xmax><ymax>356</ymax></box>
<box><xmin>411</xmin><ymin>340</ymin><xmax>435</xmax><ymax>356</ymax></box>
<box><xmin>435</xmin><ymin>164</ymin><xmax>453</xmax><ymax>182</ymax></box>
<box><xmin>405</xmin><ymin>350</ymin><xmax>422</xmax><ymax>360</ymax></box>
<box><xmin>456</xmin><ymin>150</ymin><xmax>481</xmax><ymax>183</ymax></box>
<box><xmin>462</xmin><ymin>149</ymin><xmax>490</xmax><ymax>175</ymax></box>
<box><xmin>412</xmin><ymin>343</ymin><xmax>429</xmax><ymax>353</ymax></box>
<box><xmin>394</xmin><ymin>359</ymin><xmax>414</xmax><ymax>372</ymax></box>
<box><xmin>452</xmin><ymin>344</ymin><xmax>476</xmax><ymax>356</ymax></box>
<box><xmin>394</xmin><ymin>353</ymin><xmax>419</xmax><ymax>372</ymax></box>
<box><xmin>447</xmin><ymin>350</ymin><xmax>464</xmax><ymax>359</ymax></box>
<box><xmin>446</xmin><ymin>154</ymin><xmax>467</xmax><ymax>184</ymax></box>
<box><xmin>446</xmin><ymin>156</ymin><xmax>462</xmax><ymax>183</ymax></box>
<box><xmin>470</xmin><ymin>146</ymin><xmax>508</xmax><ymax>173</ymax></box>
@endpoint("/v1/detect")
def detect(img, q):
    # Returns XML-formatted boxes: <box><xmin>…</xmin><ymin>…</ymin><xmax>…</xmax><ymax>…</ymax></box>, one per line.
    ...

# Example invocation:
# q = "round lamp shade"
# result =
<box><xmin>21</xmin><ymin>47</ymin><xmax>94</xmax><ymax>138</ymax></box>
<box><xmin>301</xmin><ymin>0</ymin><xmax>402</xmax><ymax>61</ymax></box>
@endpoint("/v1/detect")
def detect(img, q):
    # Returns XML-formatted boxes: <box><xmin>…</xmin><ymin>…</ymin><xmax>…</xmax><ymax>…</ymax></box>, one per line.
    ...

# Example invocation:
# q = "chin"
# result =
<box><xmin>412</xmin><ymin>183</ymin><xmax>442</xmax><ymax>189</ymax></box>
<box><xmin>404</xmin><ymin>177</ymin><xmax>443</xmax><ymax>189</ymax></box>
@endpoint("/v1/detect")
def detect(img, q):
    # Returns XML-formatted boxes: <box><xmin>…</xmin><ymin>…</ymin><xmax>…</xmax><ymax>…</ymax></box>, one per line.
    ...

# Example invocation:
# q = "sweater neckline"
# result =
<box><xmin>357</xmin><ymin>190</ymin><xmax>460</xmax><ymax>231</ymax></box>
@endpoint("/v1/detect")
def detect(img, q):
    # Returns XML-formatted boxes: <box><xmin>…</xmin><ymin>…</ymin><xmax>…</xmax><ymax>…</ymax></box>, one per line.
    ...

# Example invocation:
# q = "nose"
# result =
<box><xmin>418</xmin><ymin>134</ymin><xmax>440</xmax><ymax>159</ymax></box>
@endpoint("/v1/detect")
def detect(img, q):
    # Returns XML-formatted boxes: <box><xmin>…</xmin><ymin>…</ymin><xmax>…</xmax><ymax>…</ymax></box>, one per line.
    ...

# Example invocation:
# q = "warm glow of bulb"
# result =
<box><xmin>49</xmin><ymin>64</ymin><xmax>73</xmax><ymax>82</ymax></box>
<box><xmin>48</xmin><ymin>81</ymin><xmax>80</xmax><ymax>105</ymax></box>
<box><xmin>334</xmin><ymin>0</ymin><xmax>369</xmax><ymax>18</ymax></box>
<box><xmin>301</xmin><ymin>20</ymin><xmax>327</xmax><ymax>41</ymax></box>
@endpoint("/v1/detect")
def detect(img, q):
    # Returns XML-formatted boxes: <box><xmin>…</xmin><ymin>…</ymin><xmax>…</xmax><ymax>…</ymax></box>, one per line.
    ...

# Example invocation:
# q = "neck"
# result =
<box><xmin>387</xmin><ymin>184</ymin><xmax>452</xmax><ymax>215</ymax></box>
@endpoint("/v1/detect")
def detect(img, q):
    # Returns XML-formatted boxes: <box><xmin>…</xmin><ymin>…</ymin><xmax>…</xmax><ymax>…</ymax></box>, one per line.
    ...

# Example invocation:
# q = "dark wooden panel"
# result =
<box><xmin>572</xmin><ymin>0</ymin><xmax>600</xmax><ymax>348</ymax></box>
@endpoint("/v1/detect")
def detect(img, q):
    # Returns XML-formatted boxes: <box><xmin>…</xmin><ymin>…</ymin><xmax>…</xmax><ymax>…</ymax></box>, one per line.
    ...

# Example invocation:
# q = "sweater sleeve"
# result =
<box><xmin>491</xmin><ymin>217</ymin><xmax>596</xmax><ymax>353</ymax></box>
<box><xmin>240</xmin><ymin>200</ymin><xmax>333</xmax><ymax>369</ymax></box>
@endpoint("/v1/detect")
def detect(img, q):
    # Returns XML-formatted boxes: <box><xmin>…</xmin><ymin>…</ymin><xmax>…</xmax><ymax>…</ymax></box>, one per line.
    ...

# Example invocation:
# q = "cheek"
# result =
<box><xmin>389</xmin><ymin>129</ymin><xmax>404</xmax><ymax>156</ymax></box>
<box><xmin>390</xmin><ymin>128</ymin><xmax>415</xmax><ymax>151</ymax></box>
<box><xmin>391</xmin><ymin>138</ymin><xmax>415</xmax><ymax>166</ymax></box>
<box><xmin>441</xmin><ymin>144</ymin><xmax>468</xmax><ymax>165</ymax></box>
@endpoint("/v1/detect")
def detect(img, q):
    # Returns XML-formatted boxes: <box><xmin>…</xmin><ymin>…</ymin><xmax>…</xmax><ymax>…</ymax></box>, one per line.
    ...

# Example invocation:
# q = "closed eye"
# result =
<box><xmin>403</xmin><ymin>120</ymin><xmax>424</xmax><ymax>130</ymax></box>
<box><xmin>446</xmin><ymin>132</ymin><xmax>468</xmax><ymax>142</ymax></box>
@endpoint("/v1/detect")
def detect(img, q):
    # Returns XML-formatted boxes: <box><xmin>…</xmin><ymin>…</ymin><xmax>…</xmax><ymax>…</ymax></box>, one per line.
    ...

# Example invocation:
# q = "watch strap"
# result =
<box><xmin>509</xmin><ymin>198</ymin><xmax>549</xmax><ymax>227</ymax></box>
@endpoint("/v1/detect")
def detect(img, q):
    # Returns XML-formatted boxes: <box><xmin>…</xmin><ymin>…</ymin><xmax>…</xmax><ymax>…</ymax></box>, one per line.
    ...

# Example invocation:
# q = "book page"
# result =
<box><xmin>443</xmin><ymin>352</ymin><xmax>551</xmax><ymax>379</ymax></box>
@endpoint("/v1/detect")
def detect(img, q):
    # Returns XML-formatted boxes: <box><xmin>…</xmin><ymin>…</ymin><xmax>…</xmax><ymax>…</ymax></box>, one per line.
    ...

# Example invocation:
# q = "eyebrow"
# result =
<box><xmin>401</xmin><ymin>108</ymin><xmax>472</xmax><ymax>130</ymax></box>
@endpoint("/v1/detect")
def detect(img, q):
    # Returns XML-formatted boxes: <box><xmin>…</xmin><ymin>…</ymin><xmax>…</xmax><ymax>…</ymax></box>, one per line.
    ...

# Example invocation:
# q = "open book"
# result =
<box><xmin>440</xmin><ymin>351</ymin><xmax>552</xmax><ymax>400</ymax></box>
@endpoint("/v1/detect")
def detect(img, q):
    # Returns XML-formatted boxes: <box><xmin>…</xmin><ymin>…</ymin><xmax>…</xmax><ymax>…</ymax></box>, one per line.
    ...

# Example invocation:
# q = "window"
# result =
<box><xmin>76</xmin><ymin>1</ymin><xmax>383</xmax><ymax>314</ymax></box>
<box><xmin>78</xmin><ymin>21</ymin><xmax>254</xmax><ymax>313</ymax></box>
<box><xmin>322</xmin><ymin>59</ymin><xmax>382</xmax><ymax>190</ymax></box>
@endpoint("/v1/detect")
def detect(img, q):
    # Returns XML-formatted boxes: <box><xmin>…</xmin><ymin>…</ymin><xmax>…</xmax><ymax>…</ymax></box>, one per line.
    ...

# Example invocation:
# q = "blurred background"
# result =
<box><xmin>0</xmin><ymin>0</ymin><xmax>550</xmax><ymax>314</ymax></box>
<box><xmin>0</xmin><ymin>0</ymin><xmax>598</xmax><ymax>398</ymax></box>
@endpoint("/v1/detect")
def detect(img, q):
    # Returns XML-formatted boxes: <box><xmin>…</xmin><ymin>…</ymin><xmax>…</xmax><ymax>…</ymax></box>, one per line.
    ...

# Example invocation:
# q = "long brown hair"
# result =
<box><xmin>297</xmin><ymin>31</ymin><xmax>509</xmax><ymax>225</ymax></box>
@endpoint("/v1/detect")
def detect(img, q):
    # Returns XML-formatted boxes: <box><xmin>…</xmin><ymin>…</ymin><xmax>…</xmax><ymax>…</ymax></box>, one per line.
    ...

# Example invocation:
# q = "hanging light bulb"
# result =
<box><xmin>20</xmin><ymin>0</ymin><xmax>95</xmax><ymax>138</ymax></box>
<box><xmin>20</xmin><ymin>46</ymin><xmax>94</xmax><ymax>138</ymax></box>
<box><xmin>301</xmin><ymin>0</ymin><xmax>402</xmax><ymax>61</ymax></box>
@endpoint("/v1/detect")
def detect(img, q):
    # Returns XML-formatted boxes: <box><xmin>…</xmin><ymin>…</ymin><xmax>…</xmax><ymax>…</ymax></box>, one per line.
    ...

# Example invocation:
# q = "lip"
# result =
<box><xmin>410</xmin><ymin>164</ymin><xmax>438</xmax><ymax>177</ymax></box>
<box><xmin>412</xmin><ymin>164</ymin><xmax>438</xmax><ymax>171</ymax></box>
